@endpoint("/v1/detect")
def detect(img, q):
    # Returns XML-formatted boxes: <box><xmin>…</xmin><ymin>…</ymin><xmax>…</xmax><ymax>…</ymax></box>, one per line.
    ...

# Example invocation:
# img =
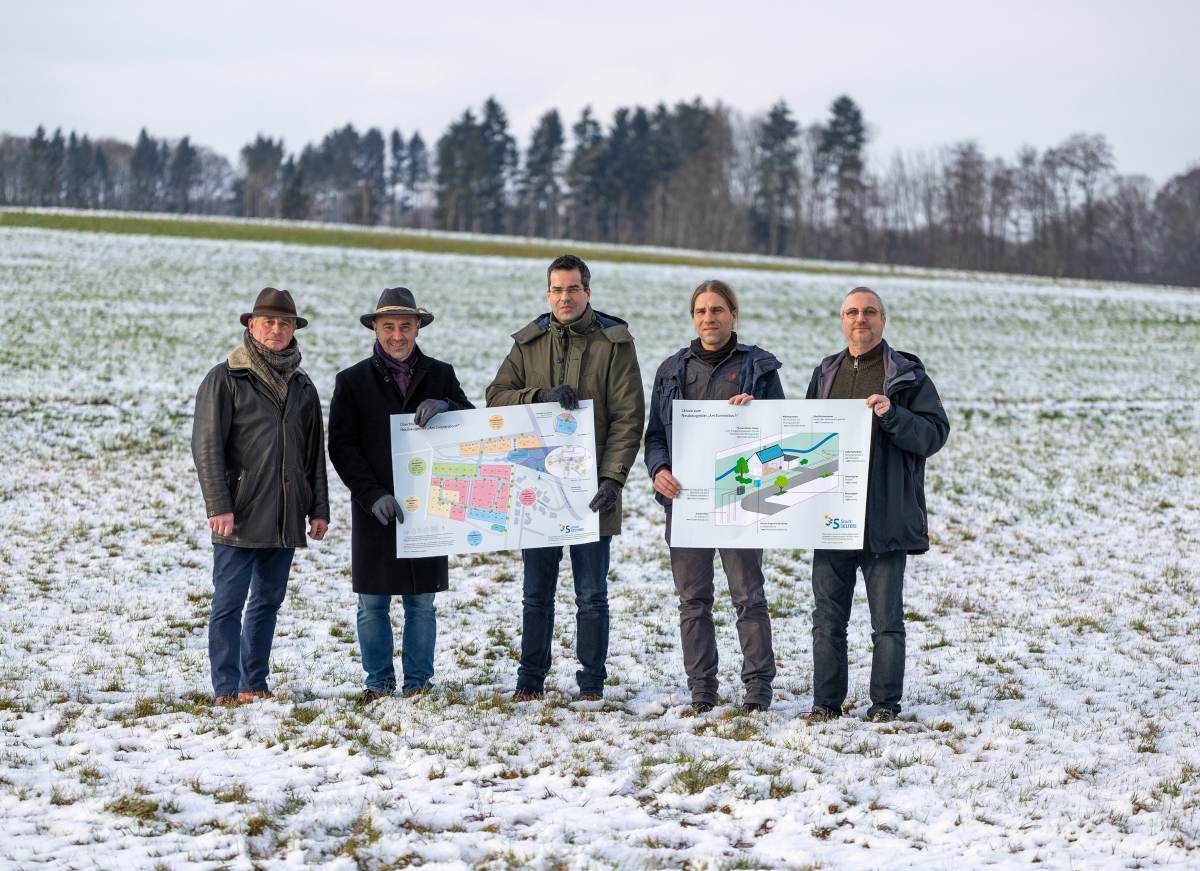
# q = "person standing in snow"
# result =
<box><xmin>805</xmin><ymin>286</ymin><xmax>950</xmax><ymax>725</ymax></box>
<box><xmin>486</xmin><ymin>254</ymin><xmax>645</xmax><ymax>703</ymax></box>
<box><xmin>192</xmin><ymin>287</ymin><xmax>330</xmax><ymax>708</ymax></box>
<box><xmin>643</xmin><ymin>280</ymin><xmax>784</xmax><ymax>714</ymax></box>
<box><xmin>328</xmin><ymin>287</ymin><xmax>474</xmax><ymax>703</ymax></box>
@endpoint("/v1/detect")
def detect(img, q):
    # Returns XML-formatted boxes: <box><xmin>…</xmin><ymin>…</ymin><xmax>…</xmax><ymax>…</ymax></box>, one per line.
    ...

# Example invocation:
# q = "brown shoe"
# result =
<box><xmin>578</xmin><ymin>693</ymin><xmax>603</xmax><ymax>702</ymax></box>
<box><xmin>511</xmin><ymin>690</ymin><xmax>544</xmax><ymax>702</ymax></box>
<box><xmin>237</xmin><ymin>690</ymin><xmax>273</xmax><ymax>704</ymax></box>
<box><xmin>214</xmin><ymin>695</ymin><xmax>239</xmax><ymax>708</ymax></box>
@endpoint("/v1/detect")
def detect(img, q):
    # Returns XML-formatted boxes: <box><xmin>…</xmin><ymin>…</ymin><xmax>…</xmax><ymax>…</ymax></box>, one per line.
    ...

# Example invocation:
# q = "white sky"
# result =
<box><xmin>3</xmin><ymin>0</ymin><xmax>1197</xmax><ymax>182</ymax></box>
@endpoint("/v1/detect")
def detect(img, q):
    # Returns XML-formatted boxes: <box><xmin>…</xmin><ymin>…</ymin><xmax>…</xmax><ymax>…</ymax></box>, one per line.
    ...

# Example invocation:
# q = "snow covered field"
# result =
<box><xmin>1</xmin><ymin>227</ymin><xmax>1199</xmax><ymax>869</ymax></box>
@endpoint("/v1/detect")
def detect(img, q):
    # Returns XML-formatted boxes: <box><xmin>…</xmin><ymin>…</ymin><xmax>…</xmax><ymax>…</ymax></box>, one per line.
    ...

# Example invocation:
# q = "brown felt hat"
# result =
<box><xmin>360</xmin><ymin>286</ymin><xmax>435</xmax><ymax>329</ymax></box>
<box><xmin>240</xmin><ymin>287</ymin><xmax>308</xmax><ymax>329</ymax></box>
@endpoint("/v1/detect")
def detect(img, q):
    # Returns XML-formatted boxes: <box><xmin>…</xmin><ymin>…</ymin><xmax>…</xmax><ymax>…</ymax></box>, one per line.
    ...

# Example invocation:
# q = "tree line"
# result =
<box><xmin>2</xmin><ymin>96</ymin><xmax>1197</xmax><ymax>286</ymax></box>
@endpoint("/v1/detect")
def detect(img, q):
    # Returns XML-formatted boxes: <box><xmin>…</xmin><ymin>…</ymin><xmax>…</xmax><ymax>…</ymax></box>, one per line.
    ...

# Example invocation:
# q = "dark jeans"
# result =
<box><xmin>811</xmin><ymin>548</ymin><xmax>907</xmax><ymax>717</ymax></box>
<box><xmin>517</xmin><ymin>537</ymin><xmax>611</xmax><ymax>696</ymax></box>
<box><xmin>357</xmin><ymin>593</ymin><xmax>437</xmax><ymax>695</ymax></box>
<box><xmin>665</xmin><ymin>514</ymin><xmax>775</xmax><ymax>707</ymax></box>
<box><xmin>209</xmin><ymin>544</ymin><xmax>294</xmax><ymax>697</ymax></box>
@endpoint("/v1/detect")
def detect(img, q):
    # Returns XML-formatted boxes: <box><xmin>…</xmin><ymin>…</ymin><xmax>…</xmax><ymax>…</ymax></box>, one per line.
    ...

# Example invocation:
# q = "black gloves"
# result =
<box><xmin>371</xmin><ymin>494</ymin><xmax>404</xmax><ymax>526</ymax></box>
<box><xmin>536</xmin><ymin>385</ymin><xmax>579</xmax><ymax>410</ymax></box>
<box><xmin>588</xmin><ymin>477</ymin><xmax>621</xmax><ymax>513</ymax></box>
<box><xmin>414</xmin><ymin>398</ymin><xmax>450</xmax><ymax>427</ymax></box>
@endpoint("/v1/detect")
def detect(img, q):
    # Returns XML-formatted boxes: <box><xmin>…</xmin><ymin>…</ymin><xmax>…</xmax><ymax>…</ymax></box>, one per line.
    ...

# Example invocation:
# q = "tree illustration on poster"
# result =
<box><xmin>773</xmin><ymin>475</ymin><xmax>788</xmax><ymax>495</ymax></box>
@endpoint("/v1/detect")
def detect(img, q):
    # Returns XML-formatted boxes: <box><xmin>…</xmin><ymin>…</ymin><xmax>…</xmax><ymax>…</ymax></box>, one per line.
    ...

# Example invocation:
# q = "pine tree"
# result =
<box><xmin>130</xmin><ymin>128</ymin><xmax>162</xmax><ymax>211</ymax></box>
<box><xmin>357</xmin><ymin>127</ymin><xmax>387</xmax><ymax>224</ymax></box>
<box><xmin>521</xmin><ymin>109</ymin><xmax>564</xmax><ymax>237</ymax></box>
<box><xmin>168</xmin><ymin>136</ymin><xmax>197</xmax><ymax>213</ymax></box>
<box><xmin>753</xmin><ymin>101</ymin><xmax>799</xmax><ymax>255</ymax></box>
<box><xmin>479</xmin><ymin>97</ymin><xmax>517</xmax><ymax>234</ymax></box>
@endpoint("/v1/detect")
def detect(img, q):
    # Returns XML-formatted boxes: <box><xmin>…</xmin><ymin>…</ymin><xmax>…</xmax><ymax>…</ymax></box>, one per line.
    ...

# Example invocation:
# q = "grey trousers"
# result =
<box><xmin>665</xmin><ymin>514</ymin><xmax>776</xmax><ymax>706</ymax></box>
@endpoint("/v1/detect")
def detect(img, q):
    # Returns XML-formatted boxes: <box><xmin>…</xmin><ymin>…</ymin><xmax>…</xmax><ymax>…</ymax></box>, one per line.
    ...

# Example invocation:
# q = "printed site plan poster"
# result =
<box><xmin>669</xmin><ymin>399</ymin><xmax>873</xmax><ymax>550</ymax></box>
<box><xmin>390</xmin><ymin>401</ymin><xmax>600</xmax><ymax>558</ymax></box>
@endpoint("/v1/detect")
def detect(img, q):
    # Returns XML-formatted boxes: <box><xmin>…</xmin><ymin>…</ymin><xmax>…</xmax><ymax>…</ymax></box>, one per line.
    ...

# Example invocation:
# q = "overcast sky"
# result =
<box><xmin>3</xmin><ymin>1</ymin><xmax>1197</xmax><ymax>182</ymax></box>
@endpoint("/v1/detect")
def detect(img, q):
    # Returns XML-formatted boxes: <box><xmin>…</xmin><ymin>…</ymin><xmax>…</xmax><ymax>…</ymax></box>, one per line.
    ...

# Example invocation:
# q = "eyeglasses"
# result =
<box><xmin>549</xmin><ymin>288</ymin><xmax>586</xmax><ymax>298</ymax></box>
<box><xmin>841</xmin><ymin>308</ymin><xmax>881</xmax><ymax>320</ymax></box>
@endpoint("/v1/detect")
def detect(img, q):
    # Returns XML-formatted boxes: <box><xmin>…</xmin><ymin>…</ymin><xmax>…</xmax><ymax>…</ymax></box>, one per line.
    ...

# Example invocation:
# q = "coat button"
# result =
<box><xmin>384</xmin><ymin>376</ymin><xmax>390</xmax><ymax>382</ymax></box>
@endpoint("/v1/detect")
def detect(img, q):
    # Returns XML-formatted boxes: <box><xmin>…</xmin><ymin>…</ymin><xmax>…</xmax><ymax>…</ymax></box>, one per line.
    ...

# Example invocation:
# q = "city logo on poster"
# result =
<box><xmin>824</xmin><ymin>515</ymin><xmax>857</xmax><ymax>529</ymax></box>
<box><xmin>558</xmin><ymin>524</ymin><xmax>584</xmax><ymax>534</ymax></box>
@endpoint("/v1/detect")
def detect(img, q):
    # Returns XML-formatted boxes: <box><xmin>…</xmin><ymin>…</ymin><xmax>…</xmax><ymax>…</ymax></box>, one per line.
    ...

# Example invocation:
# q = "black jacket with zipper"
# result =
<box><xmin>191</xmin><ymin>360</ymin><xmax>330</xmax><ymax>549</ymax></box>
<box><xmin>805</xmin><ymin>339</ymin><xmax>950</xmax><ymax>554</ymax></box>
<box><xmin>327</xmin><ymin>346</ymin><xmax>473</xmax><ymax>596</ymax></box>
<box><xmin>644</xmin><ymin>343</ymin><xmax>785</xmax><ymax>511</ymax></box>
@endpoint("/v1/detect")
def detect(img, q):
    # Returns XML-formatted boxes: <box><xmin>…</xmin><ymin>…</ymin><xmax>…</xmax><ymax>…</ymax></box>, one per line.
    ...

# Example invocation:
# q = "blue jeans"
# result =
<box><xmin>517</xmin><ymin>537</ymin><xmax>611</xmax><ymax>696</ymax></box>
<box><xmin>811</xmin><ymin>549</ymin><xmax>907</xmax><ymax>717</ymax></box>
<box><xmin>357</xmin><ymin>593</ymin><xmax>437</xmax><ymax>694</ymax></box>
<box><xmin>209</xmin><ymin>544</ymin><xmax>294</xmax><ymax>697</ymax></box>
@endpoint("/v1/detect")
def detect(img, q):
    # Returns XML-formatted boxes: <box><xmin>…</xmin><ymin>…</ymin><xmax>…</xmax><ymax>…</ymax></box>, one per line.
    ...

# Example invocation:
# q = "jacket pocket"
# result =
<box><xmin>229</xmin><ymin>470</ymin><xmax>251</xmax><ymax>515</ymax></box>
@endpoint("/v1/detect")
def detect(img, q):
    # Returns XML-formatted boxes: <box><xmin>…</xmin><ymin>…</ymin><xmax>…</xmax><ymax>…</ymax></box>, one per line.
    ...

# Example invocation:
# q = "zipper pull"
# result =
<box><xmin>854</xmin><ymin>357</ymin><xmax>859</xmax><ymax>370</ymax></box>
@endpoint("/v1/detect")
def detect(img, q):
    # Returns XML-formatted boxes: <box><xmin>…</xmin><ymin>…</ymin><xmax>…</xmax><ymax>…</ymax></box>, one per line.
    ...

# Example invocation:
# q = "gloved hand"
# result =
<box><xmin>535</xmin><ymin>385</ymin><xmax>579</xmax><ymax>410</ymax></box>
<box><xmin>371</xmin><ymin>494</ymin><xmax>404</xmax><ymax>526</ymax></box>
<box><xmin>414</xmin><ymin>398</ymin><xmax>450</xmax><ymax>427</ymax></box>
<box><xmin>588</xmin><ymin>477</ymin><xmax>621</xmax><ymax>513</ymax></box>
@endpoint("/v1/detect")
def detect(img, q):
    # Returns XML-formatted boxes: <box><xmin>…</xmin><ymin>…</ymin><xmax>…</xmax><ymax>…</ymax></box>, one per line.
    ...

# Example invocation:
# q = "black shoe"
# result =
<box><xmin>690</xmin><ymin>701</ymin><xmax>715</xmax><ymax>714</ymax></box>
<box><xmin>359</xmin><ymin>689</ymin><xmax>390</xmax><ymax>704</ymax></box>
<box><xmin>869</xmin><ymin>709</ymin><xmax>897</xmax><ymax>723</ymax></box>
<box><xmin>740</xmin><ymin>702</ymin><xmax>768</xmax><ymax>713</ymax></box>
<box><xmin>805</xmin><ymin>705</ymin><xmax>840</xmax><ymax>725</ymax></box>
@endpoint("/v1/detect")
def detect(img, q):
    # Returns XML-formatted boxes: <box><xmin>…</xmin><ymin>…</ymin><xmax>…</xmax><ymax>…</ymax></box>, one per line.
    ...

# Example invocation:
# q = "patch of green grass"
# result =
<box><xmin>0</xmin><ymin>209</ymin><xmax>895</xmax><ymax>278</ymax></box>
<box><xmin>107</xmin><ymin>794</ymin><xmax>159</xmax><ymax>820</ymax></box>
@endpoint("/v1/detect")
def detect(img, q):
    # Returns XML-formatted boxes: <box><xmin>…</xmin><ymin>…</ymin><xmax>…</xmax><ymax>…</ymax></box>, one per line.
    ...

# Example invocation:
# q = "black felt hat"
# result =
<box><xmin>360</xmin><ymin>286</ymin><xmax>435</xmax><ymax>329</ymax></box>
<box><xmin>239</xmin><ymin>287</ymin><xmax>308</xmax><ymax>328</ymax></box>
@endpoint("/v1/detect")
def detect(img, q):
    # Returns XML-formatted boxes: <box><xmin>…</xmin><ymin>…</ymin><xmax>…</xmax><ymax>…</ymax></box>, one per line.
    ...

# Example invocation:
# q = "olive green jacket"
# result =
<box><xmin>486</xmin><ymin>305</ymin><xmax>645</xmax><ymax>536</ymax></box>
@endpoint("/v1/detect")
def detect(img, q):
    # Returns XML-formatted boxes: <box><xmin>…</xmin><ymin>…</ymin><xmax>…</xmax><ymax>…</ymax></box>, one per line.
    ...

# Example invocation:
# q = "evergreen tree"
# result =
<box><xmin>405</xmin><ymin>132</ymin><xmax>429</xmax><ymax>192</ymax></box>
<box><xmin>435</xmin><ymin>110</ymin><xmax>486</xmax><ymax>231</ymax></box>
<box><xmin>240</xmin><ymin>134</ymin><xmax>284</xmax><ymax>217</ymax></box>
<box><xmin>565</xmin><ymin>106</ymin><xmax>604</xmax><ymax>238</ymax></box>
<box><xmin>168</xmin><ymin>136</ymin><xmax>198</xmax><ymax>213</ymax></box>
<box><xmin>280</xmin><ymin>156</ymin><xmax>308</xmax><ymax>220</ymax></box>
<box><xmin>753</xmin><ymin>101</ymin><xmax>799</xmax><ymax>254</ymax></box>
<box><xmin>521</xmin><ymin>109</ymin><xmax>565</xmax><ymax>237</ymax></box>
<box><xmin>479</xmin><ymin>97</ymin><xmax>517</xmax><ymax>234</ymax></box>
<box><xmin>388</xmin><ymin>128</ymin><xmax>406</xmax><ymax>209</ymax></box>
<box><xmin>130</xmin><ymin>128</ymin><xmax>162</xmax><ymax>211</ymax></box>
<box><xmin>818</xmin><ymin>95</ymin><xmax>868</xmax><ymax>253</ymax></box>
<box><xmin>357</xmin><ymin>127</ymin><xmax>387</xmax><ymax>224</ymax></box>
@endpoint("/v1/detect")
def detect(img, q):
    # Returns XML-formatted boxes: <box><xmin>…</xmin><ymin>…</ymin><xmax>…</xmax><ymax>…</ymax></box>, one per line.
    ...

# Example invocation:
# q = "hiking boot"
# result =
<box><xmin>805</xmin><ymin>705</ymin><xmax>840</xmax><ymax>725</ymax></box>
<box><xmin>690</xmin><ymin>701</ymin><xmax>715</xmax><ymax>715</ymax></box>
<box><xmin>578</xmin><ymin>693</ymin><xmax>603</xmax><ymax>702</ymax></box>
<box><xmin>869</xmin><ymin>709</ymin><xmax>897</xmax><ymax>724</ymax></box>
<box><xmin>359</xmin><ymin>689</ymin><xmax>390</xmax><ymax>704</ymax></box>
<box><xmin>237</xmin><ymin>690</ymin><xmax>273</xmax><ymax>704</ymax></box>
<box><xmin>213</xmin><ymin>695</ymin><xmax>239</xmax><ymax>708</ymax></box>
<box><xmin>740</xmin><ymin>702</ymin><xmax>768</xmax><ymax>713</ymax></box>
<box><xmin>511</xmin><ymin>690</ymin><xmax>544</xmax><ymax>702</ymax></box>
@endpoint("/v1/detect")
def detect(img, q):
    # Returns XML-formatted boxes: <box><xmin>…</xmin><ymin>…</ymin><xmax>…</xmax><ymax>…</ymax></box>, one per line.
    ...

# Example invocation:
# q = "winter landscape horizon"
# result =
<box><xmin>2</xmin><ymin>225</ymin><xmax>1199</xmax><ymax>869</ymax></box>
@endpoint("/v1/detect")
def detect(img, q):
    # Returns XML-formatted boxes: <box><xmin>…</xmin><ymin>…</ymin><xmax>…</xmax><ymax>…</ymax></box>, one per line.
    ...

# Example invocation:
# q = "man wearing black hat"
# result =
<box><xmin>192</xmin><ymin>287</ymin><xmax>331</xmax><ymax>708</ymax></box>
<box><xmin>328</xmin><ymin>287</ymin><xmax>474</xmax><ymax>702</ymax></box>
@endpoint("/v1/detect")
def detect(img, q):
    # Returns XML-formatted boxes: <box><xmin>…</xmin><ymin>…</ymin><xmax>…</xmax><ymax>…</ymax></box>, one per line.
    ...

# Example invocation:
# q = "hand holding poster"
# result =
<box><xmin>668</xmin><ymin>399</ymin><xmax>873</xmax><ymax>549</ymax></box>
<box><xmin>390</xmin><ymin>402</ymin><xmax>600</xmax><ymax>558</ymax></box>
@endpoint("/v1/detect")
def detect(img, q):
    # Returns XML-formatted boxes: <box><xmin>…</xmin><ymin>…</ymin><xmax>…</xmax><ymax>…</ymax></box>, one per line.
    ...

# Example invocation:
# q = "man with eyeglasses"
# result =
<box><xmin>804</xmin><ymin>286</ymin><xmax>950</xmax><ymax>725</ymax></box>
<box><xmin>487</xmin><ymin>254</ymin><xmax>645</xmax><ymax>702</ymax></box>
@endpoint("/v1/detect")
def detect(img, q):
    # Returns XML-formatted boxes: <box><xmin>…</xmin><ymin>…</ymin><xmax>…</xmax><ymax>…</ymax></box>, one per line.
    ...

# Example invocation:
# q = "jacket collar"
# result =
<box><xmin>818</xmin><ymin>339</ymin><xmax>916</xmax><ymax>399</ymax></box>
<box><xmin>513</xmin><ymin>305</ymin><xmax>631</xmax><ymax>344</ymax></box>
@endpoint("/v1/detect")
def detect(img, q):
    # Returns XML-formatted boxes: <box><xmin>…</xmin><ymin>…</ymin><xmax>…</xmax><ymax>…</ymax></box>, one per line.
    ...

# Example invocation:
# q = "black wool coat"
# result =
<box><xmin>328</xmin><ymin>346</ymin><xmax>474</xmax><ymax>595</ymax></box>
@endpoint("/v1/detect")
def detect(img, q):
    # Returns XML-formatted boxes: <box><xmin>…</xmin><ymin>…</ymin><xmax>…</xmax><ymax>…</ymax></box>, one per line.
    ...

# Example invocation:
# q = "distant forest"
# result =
<box><xmin>2</xmin><ymin>95</ymin><xmax>1198</xmax><ymax>287</ymax></box>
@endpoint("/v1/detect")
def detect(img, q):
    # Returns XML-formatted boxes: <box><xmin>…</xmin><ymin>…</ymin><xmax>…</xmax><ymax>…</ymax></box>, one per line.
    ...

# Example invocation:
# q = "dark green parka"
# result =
<box><xmin>485</xmin><ymin>305</ymin><xmax>645</xmax><ymax>536</ymax></box>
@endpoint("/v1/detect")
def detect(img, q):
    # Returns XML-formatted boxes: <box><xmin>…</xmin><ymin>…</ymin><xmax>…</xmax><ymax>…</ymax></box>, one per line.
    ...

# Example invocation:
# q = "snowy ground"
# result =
<box><xmin>2</xmin><ymin>227</ymin><xmax>1200</xmax><ymax>869</ymax></box>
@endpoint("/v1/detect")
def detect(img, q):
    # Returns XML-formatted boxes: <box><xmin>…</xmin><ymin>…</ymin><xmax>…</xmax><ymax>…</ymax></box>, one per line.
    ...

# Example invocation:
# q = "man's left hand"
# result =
<box><xmin>866</xmin><ymin>394</ymin><xmax>891</xmax><ymax>417</ymax></box>
<box><xmin>309</xmin><ymin>519</ymin><xmax>328</xmax><ymax>540</ymax></box>
<box><xmin>415</xmin><ymin>399</ymin><xmax>450</xmax><ymax>427</ymax></box>
<box><xmin>588</xmin><ymin>477</ymin><xmax>621</xmax><ymax>513</ymax></box>
<box><xmin>728</xmin><ymin>393</ymin><xmax>753</xmax><ymax>406</ymax></box>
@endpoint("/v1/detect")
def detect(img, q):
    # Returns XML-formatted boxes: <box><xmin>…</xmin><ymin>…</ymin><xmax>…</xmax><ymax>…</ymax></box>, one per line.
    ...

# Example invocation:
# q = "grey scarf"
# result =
<box><xmin>235</xmin><ymin>329</ymin><xmax>303</xmax><ymax>409</ymax></box>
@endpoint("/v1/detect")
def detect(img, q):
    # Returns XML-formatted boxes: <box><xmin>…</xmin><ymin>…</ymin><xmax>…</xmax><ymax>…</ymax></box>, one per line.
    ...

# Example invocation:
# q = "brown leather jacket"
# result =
<box><xmin>191</xmin><ymin>355</ymin><xmax>330</xmax><ymax>549</ymax></box>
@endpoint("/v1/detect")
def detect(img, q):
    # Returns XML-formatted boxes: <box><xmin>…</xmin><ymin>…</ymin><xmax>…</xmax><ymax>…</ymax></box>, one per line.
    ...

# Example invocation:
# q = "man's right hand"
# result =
<box><xmin>535</xmin><ymin>385</ymin><xmax>579</xmax><ymax>410</ymax></box>
<box><xmin>653</xmin><ymin>468</ymin><xmax>682</xmax><ymax>500</ymax></box>
<box><xmin>371</xmin><ymin>495</ymin><xmax>404</xmax><ymax>526</ymax></box>
<box><xmin>209</xmin><ymin>512</ymin><xmax>234</xmax><ymax>537</ymax></box>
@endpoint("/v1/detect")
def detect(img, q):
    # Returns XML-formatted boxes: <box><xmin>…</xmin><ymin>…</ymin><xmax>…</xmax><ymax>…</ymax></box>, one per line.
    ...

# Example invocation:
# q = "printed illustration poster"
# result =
<box><xmin>668</xmin><ymin>399</ymin><xmax>873</xmax><ymax>549</ymax></box>
<box><xmin>390</xmin><ymin>402</ymin><xmax>600</xmax><ymax>558</ymax></box>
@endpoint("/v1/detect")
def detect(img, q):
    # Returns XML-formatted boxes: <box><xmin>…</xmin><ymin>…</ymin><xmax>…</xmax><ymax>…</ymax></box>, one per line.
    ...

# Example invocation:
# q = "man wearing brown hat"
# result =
<box><xmin>192</xmin><ymin>288</ymin><xmax>330</xmax><ymax>708</ymax></box>
<box><xmin>328</xmin><ymin>287</ymin><xmax>473</xmax><ymax>702</ymax></box>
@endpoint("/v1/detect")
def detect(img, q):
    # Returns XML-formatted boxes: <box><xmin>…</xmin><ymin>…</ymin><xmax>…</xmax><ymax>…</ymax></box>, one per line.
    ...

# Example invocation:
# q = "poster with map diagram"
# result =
<box><xmin>668</xmin><ymin>399</ymin><xmax>873</xmax><ymax>549</ymax></box>
<box><xmin>389</xmin><ymin>402</ymin><xmax>600</xmax><ymax>558</ymax></box>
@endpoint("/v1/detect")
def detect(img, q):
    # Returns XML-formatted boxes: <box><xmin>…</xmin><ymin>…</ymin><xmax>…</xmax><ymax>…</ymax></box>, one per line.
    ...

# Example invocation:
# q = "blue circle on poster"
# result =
<box><xmin>555</xmin><ymin>413</ymin><xmax>577</xmax><ymax>435</ymax></box>
<box><xmin>467</xmin><ymin>530</ymin><xmax>483</xmax><ymax>546</ymax></box>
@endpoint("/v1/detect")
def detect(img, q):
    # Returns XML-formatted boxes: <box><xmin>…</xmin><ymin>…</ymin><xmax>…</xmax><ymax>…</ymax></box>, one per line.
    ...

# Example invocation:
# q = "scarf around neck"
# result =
<box><xmin>238</xmin><ymin>329</ymin><xmax>302</xmax><ymax>409</ymax></box>
<box><xmin>689</xmin><ymin>331</ymin><xmax>738</xmax><ymax>366</ymax></box>
<box><xmin>375</xmin><ymin>340</ymin><xmax>415</xmax><ymax>397</ymax></box>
